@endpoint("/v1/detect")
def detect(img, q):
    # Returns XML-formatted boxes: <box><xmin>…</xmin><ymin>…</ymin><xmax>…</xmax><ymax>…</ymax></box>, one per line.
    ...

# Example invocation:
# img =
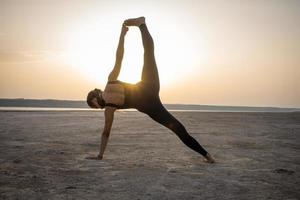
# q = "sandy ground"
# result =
<box><xmin>0</xmin><ymin>110</ymin><xmax>299</xmax><ymax>200</ymax></box>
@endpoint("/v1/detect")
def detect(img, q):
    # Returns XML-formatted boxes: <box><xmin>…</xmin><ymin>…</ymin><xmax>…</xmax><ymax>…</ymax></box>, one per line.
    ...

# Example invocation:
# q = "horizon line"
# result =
<box><xmin>0</xmin><ymin>98</ymin><xmax>299</xmax><ymax>109</ymax></box>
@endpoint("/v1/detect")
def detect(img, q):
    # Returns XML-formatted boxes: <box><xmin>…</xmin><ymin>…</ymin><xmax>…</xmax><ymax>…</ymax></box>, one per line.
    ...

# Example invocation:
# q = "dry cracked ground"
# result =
<box><xmin>0</xmin><ymin>111</ymin><xmax>299</xmax><ymax>200</ymax></box>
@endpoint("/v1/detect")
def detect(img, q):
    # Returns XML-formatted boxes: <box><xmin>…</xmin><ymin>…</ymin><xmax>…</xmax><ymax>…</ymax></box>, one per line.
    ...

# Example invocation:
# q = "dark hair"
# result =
<box><xmin>87</xmin><ymin>88</ymin><xmax>103</xmax><ymax>108</ymax></box>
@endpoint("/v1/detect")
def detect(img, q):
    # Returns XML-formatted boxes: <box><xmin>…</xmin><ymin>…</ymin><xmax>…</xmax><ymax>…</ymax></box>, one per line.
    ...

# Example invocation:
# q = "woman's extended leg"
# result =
<box><xmin>124</xmin><ymin>17</ymin><xmax>160</xmax><ymax>93</ymax></box>
<box><xmin>147</xmin><ymin>103</ymin><xmax>209</xmax><ymax>158</ymax></box>
<box><xmin>139</xmin><ymin>24</ymin><xmax>159</xmax><ymax>89</ymax></box>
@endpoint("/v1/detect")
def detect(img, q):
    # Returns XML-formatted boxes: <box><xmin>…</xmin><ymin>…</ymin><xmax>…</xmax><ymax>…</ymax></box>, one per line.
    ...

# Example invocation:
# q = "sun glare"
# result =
<box><xmin>64</xmin><ymin>24</ymin><xmax>113</xmax><ymax>85</ymax></box>
<box><xmin>65</xmin><ymin>23</ymin><xmax>144</xmax><ymax>85</ymax></box>
<box><xmin>64</xmin><ymin>15</ymin><xmax>205</xmax><ymax>87</ymax></box>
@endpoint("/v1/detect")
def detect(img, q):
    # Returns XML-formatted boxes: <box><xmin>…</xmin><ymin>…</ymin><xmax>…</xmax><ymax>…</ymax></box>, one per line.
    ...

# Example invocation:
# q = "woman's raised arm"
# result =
<box><xmin>108</xmin><ymin>23</ymin><xmax>128</xmax><ymax>81</ymax></box>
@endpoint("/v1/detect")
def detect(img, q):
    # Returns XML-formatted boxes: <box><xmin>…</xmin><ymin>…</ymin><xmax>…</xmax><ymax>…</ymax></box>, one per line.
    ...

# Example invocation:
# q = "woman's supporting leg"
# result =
<box><xmin>147</xmin><ymin>103</ymin><xmax>208</xmax><ymax>157</ymax></box>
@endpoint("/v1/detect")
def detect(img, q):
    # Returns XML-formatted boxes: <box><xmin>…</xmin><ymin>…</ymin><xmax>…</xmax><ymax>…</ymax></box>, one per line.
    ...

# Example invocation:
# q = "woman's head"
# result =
<box><xmin>86</xmin><ymin>88</ymin><xmax>105</xmax><ymax>109</ymax></box>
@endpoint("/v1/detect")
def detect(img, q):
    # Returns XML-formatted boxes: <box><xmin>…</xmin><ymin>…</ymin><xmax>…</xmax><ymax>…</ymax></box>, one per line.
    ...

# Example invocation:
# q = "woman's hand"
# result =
<box><xmin>85</xmin><ymin>154</ymin><xmax>103</xmax><ymax>160</ymax></box>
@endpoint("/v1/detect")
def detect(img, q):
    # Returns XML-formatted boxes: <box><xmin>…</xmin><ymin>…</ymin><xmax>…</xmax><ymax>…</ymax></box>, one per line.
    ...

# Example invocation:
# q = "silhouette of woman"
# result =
<box><xmin>86</xmin><ymin>17</ymin><xmax>215</xmax><ymax>163</ymax></box>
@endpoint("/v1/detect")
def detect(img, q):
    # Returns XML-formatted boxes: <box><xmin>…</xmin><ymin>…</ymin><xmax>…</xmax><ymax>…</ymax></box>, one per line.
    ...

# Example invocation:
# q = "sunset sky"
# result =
<box><xmin>0</xmin><ymin>0</ymin><xmax>299</xmax><ymax>107</ymax></box>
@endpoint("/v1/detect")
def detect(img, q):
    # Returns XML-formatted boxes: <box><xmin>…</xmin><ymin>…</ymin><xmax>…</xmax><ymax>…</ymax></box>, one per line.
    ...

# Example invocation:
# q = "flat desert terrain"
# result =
<box><xmin>0</xmin><ymin>111</ymin><xmax>299</xmax><ymax>200</ymax></box>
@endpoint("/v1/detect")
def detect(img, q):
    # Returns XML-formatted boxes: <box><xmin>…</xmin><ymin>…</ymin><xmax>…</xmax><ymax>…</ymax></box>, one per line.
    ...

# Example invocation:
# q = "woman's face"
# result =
<box><xmin>91</xmin><ymin>97</ymin><xmax>101</xmax><ymax>109</ymax></box>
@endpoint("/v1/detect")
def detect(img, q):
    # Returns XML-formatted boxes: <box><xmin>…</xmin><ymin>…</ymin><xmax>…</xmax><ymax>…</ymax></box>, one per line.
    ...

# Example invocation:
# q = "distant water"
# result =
<box><xmin>0</xmin><ymin>107</ymin><xmax>298</xmax><ymax>113</ymax></box>
<box><xmin>1</xmin><ymin>99</ymin><xmax>299</xmax><ymax>112</ymax></box>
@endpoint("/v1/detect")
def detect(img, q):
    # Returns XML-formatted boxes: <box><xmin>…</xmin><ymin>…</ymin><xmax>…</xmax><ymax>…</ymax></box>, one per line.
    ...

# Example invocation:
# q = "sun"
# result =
<box><xmin>64</xmin><ymin>23</ymin><xmax>144</xmax><ymax>85</ymax></box>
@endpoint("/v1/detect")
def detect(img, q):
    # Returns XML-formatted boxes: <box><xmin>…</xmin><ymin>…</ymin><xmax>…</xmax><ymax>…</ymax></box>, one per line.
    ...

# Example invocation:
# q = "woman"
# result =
<box><xmin>86</xmin><ymin>17</ymin><xmax>215</xmax><ymax>163</ymax></box>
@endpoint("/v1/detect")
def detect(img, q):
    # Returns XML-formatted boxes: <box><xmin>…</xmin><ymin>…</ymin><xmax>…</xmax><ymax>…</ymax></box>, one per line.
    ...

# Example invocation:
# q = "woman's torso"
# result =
<box><xmin>103</xmin><ymin>80</ymin><xmax>160</xmax><ymax>111</ymax></box>
<box><xmin>103</xmin><ymin>81</ymin><xmax>125</xmax><ymax>106</ymax></box>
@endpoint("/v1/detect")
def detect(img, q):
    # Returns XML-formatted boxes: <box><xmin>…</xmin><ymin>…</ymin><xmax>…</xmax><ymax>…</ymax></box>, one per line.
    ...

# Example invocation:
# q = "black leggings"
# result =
<box><xmin>136</xmin><ymin>24</ymin><xmax>208</xmax><ymax>157</ymax></box>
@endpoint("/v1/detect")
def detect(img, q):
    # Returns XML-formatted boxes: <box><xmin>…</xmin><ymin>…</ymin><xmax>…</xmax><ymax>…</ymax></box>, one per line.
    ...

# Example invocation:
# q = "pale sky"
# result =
<box><xmin>0</xmin><ymin>0</ymin><xmax>299</xmax><ymax>107</ymax></box>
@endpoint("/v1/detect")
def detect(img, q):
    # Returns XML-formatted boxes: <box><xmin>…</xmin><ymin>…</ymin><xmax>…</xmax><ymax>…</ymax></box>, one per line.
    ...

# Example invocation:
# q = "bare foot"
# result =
<box><xmin>204</xmin><ymin>153</ymin><xmax>215</xmax><ymax>163</ymax></box>
<box><xmin>124</xmin><ymin>16</ymin><xmax>145</xmax><ymax>27</ymax></box>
